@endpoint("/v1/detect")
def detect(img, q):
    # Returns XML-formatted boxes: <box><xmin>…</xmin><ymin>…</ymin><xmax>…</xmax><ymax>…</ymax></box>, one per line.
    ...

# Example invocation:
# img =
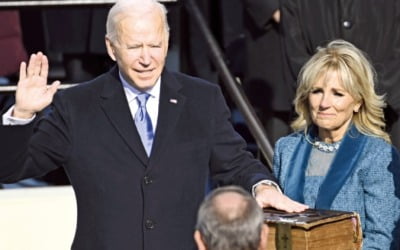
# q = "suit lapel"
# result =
<box><xmin>285</xmin><ymin>133</ymin><xmax>313</xmax><ymax>203</ymax></box>
<box><xmin>148</xmin><ymin>70</ymin><xmax>185</xmax><ymax>167</ymax></box>
<box><xmin>284</xmin><ymin>125</ymin><xmax>367</xmax><ymax>208</ymax></box>
<box><xmin>315</xmin><ymin>125</ymin><xmax>367</xmax><ymax>209</ymax></box>
<box><xmin>100</xmin><ymin>67</ymin><xmax>148</xmax><ymax>166</ymax></box>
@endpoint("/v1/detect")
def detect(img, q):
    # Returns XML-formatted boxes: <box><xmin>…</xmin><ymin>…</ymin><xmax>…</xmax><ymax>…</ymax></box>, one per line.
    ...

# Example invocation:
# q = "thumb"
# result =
<box><xmin>255</xmin><ymin>197</ymin><xmax>266</xmax><ymax>208</ymax></box>
<box><xmin>48</xmin><ymin>81</ymin><xmax>61</xmax><ymax>95</ymax></box>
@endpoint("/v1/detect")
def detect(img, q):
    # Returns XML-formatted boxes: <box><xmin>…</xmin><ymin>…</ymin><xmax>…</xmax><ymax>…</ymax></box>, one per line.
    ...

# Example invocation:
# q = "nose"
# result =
<box><xmin>319</xmin><ymin>94</ymin><xmax>331</xmax><ymax>109</ymax></box>
<box><xmin>139</xmin><ymin>47</ymin><xmax>151</xmax><ymax>65</ymax></box>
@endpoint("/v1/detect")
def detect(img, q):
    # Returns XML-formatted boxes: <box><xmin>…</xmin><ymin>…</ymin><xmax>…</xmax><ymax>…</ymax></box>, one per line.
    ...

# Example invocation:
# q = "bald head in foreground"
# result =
<box><xmin>195</xmin><ymin>186</ymin><xmax>269</xmax><ymax>250</ymax></box>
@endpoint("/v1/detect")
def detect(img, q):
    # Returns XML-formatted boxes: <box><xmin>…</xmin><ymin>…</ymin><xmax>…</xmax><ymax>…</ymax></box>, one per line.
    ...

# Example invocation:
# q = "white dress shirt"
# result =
<box><xmin>119</xmin><ymin>71</ymin><xmax>160</xmax><ymax>134</ymax></box>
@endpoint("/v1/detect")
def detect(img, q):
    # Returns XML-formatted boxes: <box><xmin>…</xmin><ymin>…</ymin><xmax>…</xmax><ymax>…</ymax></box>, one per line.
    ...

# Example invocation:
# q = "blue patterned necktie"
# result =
<box><xmin>134</xmin><ymin>93</ymin><xmax>154</xmax><ymax>156</ymax></box>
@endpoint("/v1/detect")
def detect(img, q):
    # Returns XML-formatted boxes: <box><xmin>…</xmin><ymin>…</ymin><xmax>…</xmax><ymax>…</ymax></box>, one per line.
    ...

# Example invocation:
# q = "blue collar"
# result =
<box><xmin>284</xmin><ymin>125</ymin><xmax>367</xmax><ymax>209</ymax></box>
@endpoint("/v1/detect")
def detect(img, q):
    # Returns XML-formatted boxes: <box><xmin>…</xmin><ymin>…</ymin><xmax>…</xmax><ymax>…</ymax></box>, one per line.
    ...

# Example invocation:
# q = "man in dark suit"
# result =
<box><xmin>0</xmin><ymin>0</ymin><xmax>306</xmax><ymax>249</ymax></box>
<box><xmin>241</xmin><ymin>0</ymin><xmax>293</xmax><ymax>144</ymax></box>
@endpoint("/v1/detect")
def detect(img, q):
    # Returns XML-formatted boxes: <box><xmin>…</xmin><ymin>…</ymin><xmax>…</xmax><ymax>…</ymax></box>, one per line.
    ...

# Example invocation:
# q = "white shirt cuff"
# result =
<box><xmin>252</xmin><ymin>180</ymin><xmax>282</xmax><ymax>197</ymax></box>
<box><xmin>2</xmin><ymin>105</ymin><xmax>36</xmax><ymax>125</ymax></box>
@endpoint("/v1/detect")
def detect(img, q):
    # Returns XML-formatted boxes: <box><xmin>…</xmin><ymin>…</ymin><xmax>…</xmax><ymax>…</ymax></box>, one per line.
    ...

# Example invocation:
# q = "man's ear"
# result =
<box><xmin>258</xmin><ymin>224</ymin><xmax>269</xmax><ymax>250</ymax></box>
<box><xmin>194</xmin><ymin>230</ymin><xmax>207</xmax><ymax>250</ymax></box>
<box><xmin>105</xmin><ymin>36</ymin><xmax>117</xmax><ymax>62</ymax></box>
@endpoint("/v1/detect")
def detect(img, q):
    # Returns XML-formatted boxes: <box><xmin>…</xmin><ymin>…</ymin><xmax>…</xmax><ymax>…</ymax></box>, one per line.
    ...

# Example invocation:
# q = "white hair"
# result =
<box><xmin>105</xmin><ymin>0</ymin><xmax>170</xmax><ymax>43</ymax></box>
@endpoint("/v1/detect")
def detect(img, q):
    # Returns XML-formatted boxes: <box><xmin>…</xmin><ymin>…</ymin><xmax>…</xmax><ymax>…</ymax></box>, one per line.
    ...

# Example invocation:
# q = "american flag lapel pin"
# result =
<box><xmin>169</xmin><ymin>98</ymin><xmax>178</xmax><ymax>104</ymax></box>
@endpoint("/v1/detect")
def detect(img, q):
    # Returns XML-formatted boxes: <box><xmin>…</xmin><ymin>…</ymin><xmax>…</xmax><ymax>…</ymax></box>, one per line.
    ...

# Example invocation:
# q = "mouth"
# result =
<box><xmin>134</xmin><ymin>68</ymin><xmax>156</xmax><ymax>80</ymax></box>
<box><xmin>135</xmin><ymin>68</ymin><xmax>155</xmax><ymax>74</ymax></box>
<box><xmin>317</xmin><ymin>112</ymin><xmax>335</xmax><ymax>118</ymax></box>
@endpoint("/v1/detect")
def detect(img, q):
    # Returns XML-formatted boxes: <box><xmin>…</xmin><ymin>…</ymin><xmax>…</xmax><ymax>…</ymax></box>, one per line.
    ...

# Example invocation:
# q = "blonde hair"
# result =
<box><xmin>291</xmin><ymin>39</ymin><xmax>390</xmax><ymax>143</ymax></box>
<box><xmin>105</xmin><ymin>0</ymin><xmax>170</xmax><ymax>43</ymax></box>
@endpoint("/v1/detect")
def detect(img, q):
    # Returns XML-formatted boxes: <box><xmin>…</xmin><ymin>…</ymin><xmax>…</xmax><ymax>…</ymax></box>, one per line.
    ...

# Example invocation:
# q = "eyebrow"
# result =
<box><xmin>311</xmin><ymin>85</ymin><xmax>346</xmax><ymax>91</ymax></box>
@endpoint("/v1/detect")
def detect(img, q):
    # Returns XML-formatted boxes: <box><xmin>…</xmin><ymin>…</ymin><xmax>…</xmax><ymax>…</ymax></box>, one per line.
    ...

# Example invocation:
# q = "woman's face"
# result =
<box><xmin>308</xmin><ymin>70</ymin><xmax>361</xmax><ymax>142</ymax></box>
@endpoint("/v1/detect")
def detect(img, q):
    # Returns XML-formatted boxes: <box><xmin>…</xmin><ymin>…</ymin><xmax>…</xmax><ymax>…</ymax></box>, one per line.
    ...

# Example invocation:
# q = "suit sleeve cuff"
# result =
<box><xmin>2</xmin><ymin>105</ymin><xmax>36</xmax><ymax>125</ymax></box>
<box><xmin>252</xmin><ymin>180</ymin><xmax>282</xmax><ymax>197</ymax></box>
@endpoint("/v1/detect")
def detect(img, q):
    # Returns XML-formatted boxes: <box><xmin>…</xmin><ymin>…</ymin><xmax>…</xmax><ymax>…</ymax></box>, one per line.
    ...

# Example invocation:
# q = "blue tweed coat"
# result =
<box><xmin>273</xmin><ymin>126</ymin><xmax>400</xmax><ymax>249</ymax></box>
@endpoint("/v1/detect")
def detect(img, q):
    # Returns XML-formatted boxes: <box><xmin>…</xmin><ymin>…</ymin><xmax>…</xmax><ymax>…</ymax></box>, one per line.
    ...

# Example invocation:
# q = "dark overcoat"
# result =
<box><xmin>242</xmin><ymin>0</ymin><xmax>293</xmax><ymax>112</ymax></box>
<box><xmin>281</xmin><ymin>0</ymin><xmax>400</xmax><ymax>112</ymax></box>
<box><xmin>0</xmin><ymin>66</ymin><xmax>274</xmax><ymax>250</ymax></box>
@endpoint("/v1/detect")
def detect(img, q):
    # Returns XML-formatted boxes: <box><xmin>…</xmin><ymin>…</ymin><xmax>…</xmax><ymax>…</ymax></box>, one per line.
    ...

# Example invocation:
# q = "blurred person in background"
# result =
<box><xmin>241</xmin><ymin>0</ymin><xmax>293</xmax><ymax>145</ymax></box>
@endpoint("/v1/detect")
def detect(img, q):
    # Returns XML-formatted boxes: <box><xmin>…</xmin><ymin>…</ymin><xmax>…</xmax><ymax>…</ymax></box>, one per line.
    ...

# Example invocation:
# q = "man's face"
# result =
<box><xmin>106</xmin><ymin>11</ymin><xmax>168</xmax><ymax>91</ymax></box>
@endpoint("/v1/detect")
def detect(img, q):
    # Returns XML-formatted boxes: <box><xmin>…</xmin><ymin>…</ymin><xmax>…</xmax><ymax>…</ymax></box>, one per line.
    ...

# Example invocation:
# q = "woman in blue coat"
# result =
<box><xmin>273</xmin><ymin>39</ymin><xmax>400</xmax><ymax>249</ymax></box>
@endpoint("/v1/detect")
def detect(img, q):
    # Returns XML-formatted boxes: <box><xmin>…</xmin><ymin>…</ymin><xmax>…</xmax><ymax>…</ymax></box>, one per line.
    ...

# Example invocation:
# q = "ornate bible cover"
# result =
<box><xmin>263</xmin><ymin>208</ymin><xmax>362</xmax><ymax>250</ymax></box>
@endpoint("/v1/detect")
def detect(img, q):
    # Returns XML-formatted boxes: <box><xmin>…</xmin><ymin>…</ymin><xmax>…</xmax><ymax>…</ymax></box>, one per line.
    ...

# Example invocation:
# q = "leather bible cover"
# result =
<box><xmin>263</xmin><ymin>208</ymin><xmax>362</xmax><ymax>250</ymax></box>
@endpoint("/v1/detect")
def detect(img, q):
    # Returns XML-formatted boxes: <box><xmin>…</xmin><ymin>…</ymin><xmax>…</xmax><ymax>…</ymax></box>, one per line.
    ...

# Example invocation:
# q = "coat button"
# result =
<box><xmin>144</xmin><ymin>175</ymin><xmax>153</xmax><ymax>185</ymax></box>
<box><xmin>342</xmin><ymin>20</ymin><xmax>352</xmax><ymax>29</ymax></box>
<box><xmin>145</xmin><ymin>219</ymin><xmax>155</xmax><ymax>229</ymax></box>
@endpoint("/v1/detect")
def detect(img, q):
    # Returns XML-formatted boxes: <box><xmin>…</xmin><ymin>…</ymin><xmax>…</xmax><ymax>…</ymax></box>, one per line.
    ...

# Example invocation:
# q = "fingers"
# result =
<box><xmin>27</xmin><ymin>53</ymin><xmax>37</xmax><ymax>77</ymax></box>
<box><xmin>271</xmin><ymin>196</ymin><xmax>308</xmax><ymax>213</ymax></box>
<box><xmin>40</xmin><ymin>53</ymin><xmax>49</xmax><ymax>80</ymax></box>
<box><xmin>282</xmin><ymin>200</ymin><xmax>309</xmax><ymax>213</ymax></box>
<box><xmin>19</xmin><ymin>62</ymin><xmax>27</xmax><ymax>81</ymax></box>
<box><xmin>33</xmin><ymin>52</ymin><xmax>42</xmax><ymax>76</ymax></box>
<box><xmin>26</xmin><ymin>52</ymin><xmax>47</xmax><ymax>78</ymax></box>
<box><xmin>255</xmin><ymin>189</ymin><xmax>309</xmax><ymax>213</ymax></box>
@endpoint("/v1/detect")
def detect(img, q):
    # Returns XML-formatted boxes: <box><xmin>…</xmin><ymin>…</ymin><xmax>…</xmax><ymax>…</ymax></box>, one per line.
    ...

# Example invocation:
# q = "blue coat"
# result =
<box><xmin>273</xmin><ymin>126</ymin><xmax>400</xmax><ymax>249</ymax></box>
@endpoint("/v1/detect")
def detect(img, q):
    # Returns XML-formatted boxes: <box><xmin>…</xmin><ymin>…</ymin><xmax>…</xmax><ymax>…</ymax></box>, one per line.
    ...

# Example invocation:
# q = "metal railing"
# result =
<box><xmin>0</xmin><ymin>0</ymin><xmax>176</xmax><ymax>8</ymax></box>
<box><xmin>0</xmin><ymin>84</ymin><xmax>77</xmax><ymax>93</ymax></box>
<box><xmin>184</xmin><ymin>0</ymin><xmax>274</xmax><ymax>168</ymax></box>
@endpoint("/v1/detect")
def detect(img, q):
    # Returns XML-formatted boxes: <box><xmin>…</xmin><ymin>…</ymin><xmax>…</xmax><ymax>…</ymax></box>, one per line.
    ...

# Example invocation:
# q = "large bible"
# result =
<box><xmin>263</xmin><ymin>208</ymin><xmax>362</xmax><ymax>250</ymax></box>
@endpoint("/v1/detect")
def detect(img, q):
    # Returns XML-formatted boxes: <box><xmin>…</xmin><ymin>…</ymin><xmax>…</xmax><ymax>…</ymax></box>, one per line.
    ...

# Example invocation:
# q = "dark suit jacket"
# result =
<box><xmin>280</xmin><ymin>0</ymin><xmax>400</xmax><ymax>113</ymax></box>
<box><xmin>242</xmin><ymin>0</ymin><xmax>293</xmax><ymax>112</ymax></box>
<box><xmin>0</xmin><ymin>66</ymin><xmax>274</xmax><ymax>250</ymax></box>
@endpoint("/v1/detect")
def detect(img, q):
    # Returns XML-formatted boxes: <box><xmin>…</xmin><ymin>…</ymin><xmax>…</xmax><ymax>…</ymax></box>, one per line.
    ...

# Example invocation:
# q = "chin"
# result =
<box><xmin>315</xmin><ymin>123</ymin><xmax>335</xmax><ymax>130</ymax></box>
<box><xmin>133</xmin><ymin>78</ymin><xmax>157</xmax><ymax>90</ymax></box>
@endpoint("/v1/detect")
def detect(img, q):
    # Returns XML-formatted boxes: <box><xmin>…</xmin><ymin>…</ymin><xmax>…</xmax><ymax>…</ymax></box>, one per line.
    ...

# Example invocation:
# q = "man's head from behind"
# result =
<box><xmin>194</xmin><ymin>186</ymin><xmax>268</xmax><ymax>250</ymax></box>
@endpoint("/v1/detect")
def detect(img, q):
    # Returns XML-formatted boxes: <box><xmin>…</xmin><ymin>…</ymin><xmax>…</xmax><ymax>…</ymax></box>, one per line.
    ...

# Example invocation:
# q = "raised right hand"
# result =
<box><xmin>13</xmin><ymin>52</ymin><xmax>60</xmax><ymax>119</ymax></box>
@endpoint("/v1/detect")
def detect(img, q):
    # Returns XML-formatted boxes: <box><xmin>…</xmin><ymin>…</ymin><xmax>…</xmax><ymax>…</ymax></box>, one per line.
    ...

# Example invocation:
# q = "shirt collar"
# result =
<box><xmin>119</xmin><ymin>71</ymin><xmax>161</xmax><ymax>103</ymax></box>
